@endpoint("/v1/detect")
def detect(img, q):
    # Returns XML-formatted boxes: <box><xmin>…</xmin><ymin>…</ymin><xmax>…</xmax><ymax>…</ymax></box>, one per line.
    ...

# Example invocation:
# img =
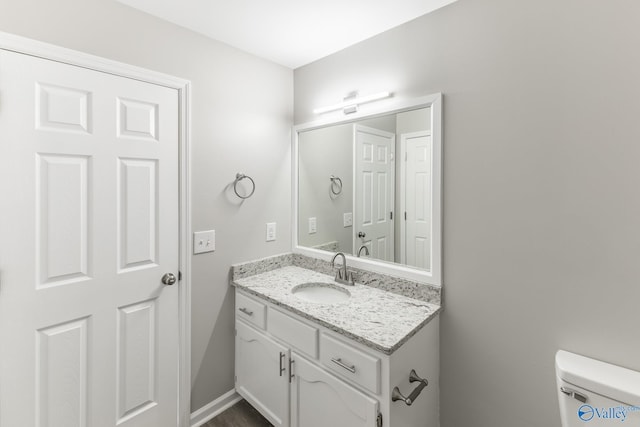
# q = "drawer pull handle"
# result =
<box><xmin>392</xmin><ymin>369</ymin><xmax>429</xmax><ymax>406</ymax></box>
<box><xmin>289</xmin><ymin>358</ymin><xmax>295</xmax><ymax>383</ymax></box>
<box><xmin>239</xmin><ymin>307</ymin><xmax>254</xmax><ymax>316</ymax></box>
<box><xmin>279</xmin><ymin>352</ymin><xmax>286</xmax><ymax>377</ymax></box>
<box><xmin>331</xmin><ymin>357</ymin><xmax>356</xmax><ymax>373</ymax></box>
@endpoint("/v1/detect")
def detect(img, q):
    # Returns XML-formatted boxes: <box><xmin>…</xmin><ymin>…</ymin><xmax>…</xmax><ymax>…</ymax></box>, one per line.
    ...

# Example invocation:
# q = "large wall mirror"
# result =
<box><xmin>293</xmin><ymin>93</ymin><xmax>442</xmax><ymax>285</ymax></box>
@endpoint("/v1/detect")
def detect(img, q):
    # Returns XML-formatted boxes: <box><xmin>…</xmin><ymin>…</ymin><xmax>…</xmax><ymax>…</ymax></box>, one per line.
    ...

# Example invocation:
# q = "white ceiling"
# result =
<box><xmin>116</xmin><ymin>0</ymin><xmax>458</xmax><ymax>69</ymax></box>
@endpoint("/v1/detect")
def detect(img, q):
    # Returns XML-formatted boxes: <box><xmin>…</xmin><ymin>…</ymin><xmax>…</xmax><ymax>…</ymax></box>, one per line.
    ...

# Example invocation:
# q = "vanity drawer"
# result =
<box><xmin>268</xmin><ymin>308</ymin><xmax>318</xmax><ymax>358</ymax></box>
<box><xmin>320</xmin><ymin>333</ymin><xmax>380</xmax><ymax>394</ymax></box>
<box><xmin>235</xmin><ymin>292</ymin><xmax>266</xmax><ymax>330</ymax></box>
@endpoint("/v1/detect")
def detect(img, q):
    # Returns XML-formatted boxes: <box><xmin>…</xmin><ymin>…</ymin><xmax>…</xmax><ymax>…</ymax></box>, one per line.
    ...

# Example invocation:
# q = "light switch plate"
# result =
<box><xmin>343</xmin><ymin>212</ymin><xmax>353</xmax><ymax>227</ymax></box>
<box><xmin>308</xmin><ymin>217</ymin><xmax>317</xmax><ymax>234</ymax></box>
<box><xmin>266</xmin><ymin>222</ymin><xmax>276</xmax><ymax>242</ymax></box>
<box><xmin>193</xmin><ymin>230</ymin><xmax>215</xmax><ymax>254</ymax></box>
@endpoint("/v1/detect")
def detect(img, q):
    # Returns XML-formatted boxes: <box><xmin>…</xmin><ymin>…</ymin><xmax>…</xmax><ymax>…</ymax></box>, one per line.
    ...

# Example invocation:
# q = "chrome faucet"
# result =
<box><xmin>357</xmin><ymin>245</ymin><xmax>369</xmax><ymax>257</ymax></box>
<box><xmin>330</xmin><ymin>252</ymin><xmax>355</xmax><ymax>285</ymax></box>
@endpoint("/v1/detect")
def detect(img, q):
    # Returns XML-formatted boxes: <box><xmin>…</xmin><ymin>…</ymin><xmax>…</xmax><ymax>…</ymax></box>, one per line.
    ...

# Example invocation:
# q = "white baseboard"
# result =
<box><xmin>190</xmin><ymin>389</ymin><xmax>242</xmax><ymax>427</ymax></box>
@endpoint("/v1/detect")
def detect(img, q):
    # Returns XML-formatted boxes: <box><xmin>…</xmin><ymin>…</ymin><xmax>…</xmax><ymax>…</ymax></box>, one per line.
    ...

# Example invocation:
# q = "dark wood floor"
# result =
<box><xmin>202</xmin><ymin>399</ymin><xmax>273</xmax><ymax>427</ymax></box>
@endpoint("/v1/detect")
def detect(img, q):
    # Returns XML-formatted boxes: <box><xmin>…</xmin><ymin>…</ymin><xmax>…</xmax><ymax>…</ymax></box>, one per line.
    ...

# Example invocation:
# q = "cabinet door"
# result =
<box><xmin>236</xmin><ymin>320</ymin><xmax>289</xmax><ymax>427</ymax></box>
<box><xmin>290</xmin><ymin>353</ymin><xmax>378</xmax><ymax>427</ymax></box>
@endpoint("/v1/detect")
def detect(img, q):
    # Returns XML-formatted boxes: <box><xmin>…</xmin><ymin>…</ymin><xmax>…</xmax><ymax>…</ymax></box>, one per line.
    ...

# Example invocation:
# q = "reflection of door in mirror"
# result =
<box><xmin>296</xmin><ymin>105</ymin><xmax>433</xmax><ymax>271</ymax></box>
<box><xmin>400</xmin><ymin>131</ymin><xmax>432</xmax><ymax>269</ymax></box>
<box><xmin>354</xmin><ymin>125</ymin><xmax>395</xmax><ymax>262</ymax></box>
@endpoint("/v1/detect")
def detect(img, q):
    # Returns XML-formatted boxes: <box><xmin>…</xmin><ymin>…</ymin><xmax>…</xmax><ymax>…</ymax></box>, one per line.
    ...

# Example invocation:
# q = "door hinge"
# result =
<box><xmin>178</xmin><ymin>270</ymin><xmax>182</xmax><ymax>281</ymax></box>
<box><xmin>377</xmin><ymin>413</ymin><xmax>383</xmax><ymax>427</ymax></box>
<box><xmin>390</xmin><ymin>211</ymin><xmax>393</xmax><ymax>220</ymax></box>
<box><xmin>404</xmin><ymin>212</ymin><xmax>407</xmax><ymax>220</ymax></box>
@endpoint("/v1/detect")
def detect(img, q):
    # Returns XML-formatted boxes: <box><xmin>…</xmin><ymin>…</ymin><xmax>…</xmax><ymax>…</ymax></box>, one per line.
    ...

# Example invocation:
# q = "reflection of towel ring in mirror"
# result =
<box><xmin>330</xmin><ymin>175</ymin><xmax>343</xmax><ymax>195</ymax></box>
<box><xmin>234</xmin><ymin>173</ymin><xmax>256</xmax><ymax>199</ymax></box>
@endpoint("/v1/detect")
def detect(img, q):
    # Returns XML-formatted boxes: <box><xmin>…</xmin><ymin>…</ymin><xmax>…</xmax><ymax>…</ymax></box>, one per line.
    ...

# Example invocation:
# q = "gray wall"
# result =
<box><xmin>295</xmin><ymin>0</ymin><xmax>640</xmax><ymax>426</ymax></box>
<box><xmin>396</xmin><ymin>108</ymin><xmax>431</xmax><ymax>135</ymax></box>
<box><xmin>0</xmin><ymin>0</ymin><xmax>293</xmax><ymax>412</ymax></box>
<box><xmin>298</xmin><ymin>124</ymin><xmax>353</xmax><ymax>252</ymax></box>
<box><xmin>359</xmin><ymin>115</ymin><xmax>397</xmax><ymax>134</ymax></box>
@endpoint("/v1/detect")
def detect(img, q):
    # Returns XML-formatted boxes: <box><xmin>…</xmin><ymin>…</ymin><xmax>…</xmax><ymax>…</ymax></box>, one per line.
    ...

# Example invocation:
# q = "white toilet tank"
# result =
<box><xmin>556</xmin><ymin>350</ymin><xmax>640</xmax><ymax>426</ymax></box>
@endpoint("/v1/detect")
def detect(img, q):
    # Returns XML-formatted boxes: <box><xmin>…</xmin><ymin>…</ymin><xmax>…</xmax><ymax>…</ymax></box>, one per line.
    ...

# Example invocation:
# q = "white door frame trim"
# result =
<box><xmin>0</xmin><ymin>31</ymin><xmax>193</xmax><ymax>427</ymax></box>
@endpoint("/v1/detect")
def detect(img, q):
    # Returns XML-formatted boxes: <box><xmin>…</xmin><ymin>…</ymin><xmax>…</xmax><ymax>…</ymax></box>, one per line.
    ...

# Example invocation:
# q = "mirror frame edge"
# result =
<box><xmin>292</xmin><ymin>93</ymin><xmax>443</xmax><ymax>286</ymax></box>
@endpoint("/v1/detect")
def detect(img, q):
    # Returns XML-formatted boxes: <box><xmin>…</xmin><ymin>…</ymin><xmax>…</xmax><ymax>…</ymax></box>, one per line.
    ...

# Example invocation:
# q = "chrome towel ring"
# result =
<box><xmin>234</xmin><ymin>173</ymin><xmax>255</xmax><ymax>199</ymax></box>
<box><xmin>330</xmin><ymin>175</ymin><xmax>343</xmax><ymax>195</ymax></box>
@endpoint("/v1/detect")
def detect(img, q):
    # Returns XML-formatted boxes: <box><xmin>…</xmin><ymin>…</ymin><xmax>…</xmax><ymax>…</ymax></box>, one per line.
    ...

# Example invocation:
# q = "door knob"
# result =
<box><xmin>357</xmin><ymin>231</ymin><xmax>366</xmax><ymax>238</ymax></box>
<box><xmin>162</xmin><ymin>273</ymin><xmax>177</xmax><ymax>286</ymax></box>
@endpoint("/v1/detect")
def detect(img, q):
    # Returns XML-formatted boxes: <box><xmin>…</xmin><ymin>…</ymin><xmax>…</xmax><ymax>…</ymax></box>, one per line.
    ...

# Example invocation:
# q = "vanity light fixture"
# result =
<box><xmin>313</xmin><ymin>91</ymin><xmax>392</xmax><ymax>115</ymax></box>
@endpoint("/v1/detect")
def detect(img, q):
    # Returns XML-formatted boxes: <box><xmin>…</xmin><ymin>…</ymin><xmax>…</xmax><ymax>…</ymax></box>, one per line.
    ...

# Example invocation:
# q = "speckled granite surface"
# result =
<box><xmin>232</xmin><ymin>265</ymin><xmax>441</xmax><ymax>355</ymax></box>
<box><xmin>232</xmin><ymin>253</ymin><xmax>441</xmax><ymax>305</ymax></box>
<box><xmin>312</xmin><ymin>241</ymin><xmax>340</xmax><ymax>252</ymax></box>
<box><xmin>232</xmin><ymin>253</ymin><xmax>294</xmax><ymax>280</ymax></box>
<box><xmin>291</xmin><ymin>254</ymin><xmax>442</xmax><ymax>305</ymax></box>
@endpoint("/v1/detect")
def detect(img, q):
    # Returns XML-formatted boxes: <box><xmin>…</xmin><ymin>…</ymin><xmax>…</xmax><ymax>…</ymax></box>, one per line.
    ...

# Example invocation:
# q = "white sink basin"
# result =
<box><xmin>291</xmin><ymin>282</ymin><xmax>351</xmax><ymax>304</ymax></box>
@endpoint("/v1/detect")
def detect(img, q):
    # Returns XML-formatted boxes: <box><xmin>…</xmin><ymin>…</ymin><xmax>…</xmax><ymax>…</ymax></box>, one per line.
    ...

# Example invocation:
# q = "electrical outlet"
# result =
<box><xmin>343</xmin><ymin>212</ymin><xmax>353</xmax><ymax>227</ymax></box>
<box><xmin>266</xmin><ymin>222</ymin><xmax>276</xmax><ymax>242</ymax></box>
<box><xmin>193</xmin><ymin>230</ymin><xmax>215</xmax><ymax>254</ymax></box>
<box><xmin>309</xmin><ymin>217</ymin><xmax>317</xmax><ymax>234</ymax></box>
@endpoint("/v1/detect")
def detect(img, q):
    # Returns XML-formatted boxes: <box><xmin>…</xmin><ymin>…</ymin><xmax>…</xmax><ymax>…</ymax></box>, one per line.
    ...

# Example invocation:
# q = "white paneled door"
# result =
<box><xmin>0</xmin><ymin>49</ymin><xmax>180</xmax><ymax>426</ymax></box>
<box><xmin>400</xmin><ymin>131</ymin><xmax>432</xmax><ymax>270</ymax></box>
<box><xmin>354</xmin><ymin>125</ymin><xmax>395</xmax><ymax>262</ymax></box>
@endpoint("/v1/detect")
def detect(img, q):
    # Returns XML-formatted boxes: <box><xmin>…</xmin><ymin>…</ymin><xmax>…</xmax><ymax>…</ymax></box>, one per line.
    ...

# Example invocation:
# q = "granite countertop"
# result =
<box><xmin>232</xmin><ymin>265</ymin><xmax>441</xmax><ymax>355</ymax></box>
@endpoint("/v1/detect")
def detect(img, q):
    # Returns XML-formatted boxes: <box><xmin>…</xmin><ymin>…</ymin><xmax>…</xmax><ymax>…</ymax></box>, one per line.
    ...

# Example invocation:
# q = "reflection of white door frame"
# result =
<box><xmin>353</xmin><ymin>125</ymin><xmax>395</xmax><ymax>262</ymax></box>
<box><xmin>400</xmin><ymin>131</ymin><xmax>432</xmax><ymax>268</ymax></box>
<box><xmin>0</xmin><ymin>32</ymin><xmax>192</xmax><ymax>427</ymax></box>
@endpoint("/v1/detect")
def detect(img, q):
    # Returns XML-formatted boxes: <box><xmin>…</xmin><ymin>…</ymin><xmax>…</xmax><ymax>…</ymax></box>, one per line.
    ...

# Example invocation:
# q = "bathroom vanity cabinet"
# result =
<box><xmin>234</xmin><ymin>289</ymin><xmax>440</xmax><ymax>427</ymax></box>
<box><xmin>235</xmin><ymin>320</ymin><xmax>289</xmax><ymax>426</ymax></box>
